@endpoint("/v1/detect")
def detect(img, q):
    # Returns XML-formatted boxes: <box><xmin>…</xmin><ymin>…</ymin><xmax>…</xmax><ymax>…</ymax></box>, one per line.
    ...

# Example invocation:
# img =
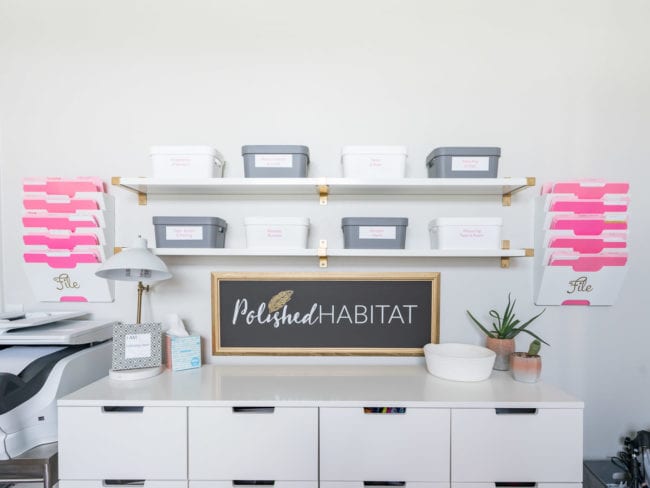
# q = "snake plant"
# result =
<box><xmin>467</xmin><ymin>293</ymin><xmax>549</xmax><ymax>345</ymax></box>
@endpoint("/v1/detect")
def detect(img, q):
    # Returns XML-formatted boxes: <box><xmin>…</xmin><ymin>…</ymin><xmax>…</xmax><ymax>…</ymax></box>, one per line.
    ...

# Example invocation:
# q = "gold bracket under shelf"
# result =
<box><xmin>502</xmin><ymin>176</ymin><xmax>536</xmax><ymax>206</ymax></box>
<box><xmin>112</xmin><ymin>176</ymin><xmax>147</xmax><ymax>205</ymax></box>
<box><xmin>318</xmin><ymin>240</ymin><xmax>328</xmax><ymax>267</ymax></box>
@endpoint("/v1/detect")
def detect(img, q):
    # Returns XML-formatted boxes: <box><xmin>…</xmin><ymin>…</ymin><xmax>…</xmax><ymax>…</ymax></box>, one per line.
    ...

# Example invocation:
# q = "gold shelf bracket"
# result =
<box><xmin>319</xmin><ymin>184</ymin><xmax>329</xmax><ymax>205</ymax></box>
<box><xmin>318</xmin><ymin>239</ymin><xmax>328</xmax><ymax>268</ymax></box>
<box><xmin>112</xmin><ymin>176</ymin><xmax>147</xmax><ymax>205</ymax></box>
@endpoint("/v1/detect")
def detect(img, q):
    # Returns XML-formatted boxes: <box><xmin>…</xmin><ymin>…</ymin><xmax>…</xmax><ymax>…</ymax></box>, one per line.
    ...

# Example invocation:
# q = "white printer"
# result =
<box><xmin>0</xmin><ymin>311</ymin><xmax>113</xmax><ymax>460</ymax></box>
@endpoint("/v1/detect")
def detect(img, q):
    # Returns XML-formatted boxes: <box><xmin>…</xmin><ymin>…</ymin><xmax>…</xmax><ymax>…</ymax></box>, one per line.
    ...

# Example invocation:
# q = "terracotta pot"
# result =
<box><xmin>510</xmin><ymin>352</ymin><xmax>542</xmax><ymax>383</ymax></box>
<box><xmin>485</xmin><ymin>337</ymin><xmax>515</xmax><ymax>371</ymax></box>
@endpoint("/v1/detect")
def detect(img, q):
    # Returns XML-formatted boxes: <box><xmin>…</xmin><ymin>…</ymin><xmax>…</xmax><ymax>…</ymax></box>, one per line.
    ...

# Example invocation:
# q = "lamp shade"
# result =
<box><xmin>95</xmin><ymin>237</ymin><xmax>172</xmax><ymax>283</ymax></box>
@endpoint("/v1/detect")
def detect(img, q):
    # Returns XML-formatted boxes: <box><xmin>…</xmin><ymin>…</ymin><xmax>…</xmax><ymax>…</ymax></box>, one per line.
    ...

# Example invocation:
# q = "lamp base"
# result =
<box><xmin>109</xmin><ymin>365</ymin><xmax>164</xmax><ymax>381</ymax></box>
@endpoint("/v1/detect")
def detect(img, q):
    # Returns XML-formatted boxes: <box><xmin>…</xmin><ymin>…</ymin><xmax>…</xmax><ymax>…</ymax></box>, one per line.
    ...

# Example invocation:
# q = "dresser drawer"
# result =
<box><xmin>188</xmin><ymin>406</ymin><xmax>318</xmax><ymax>480</ymax></box>
<box><xmin>320</xmin><ymin>407</ymin><xmax>450</xmax><ymax>482</ymax></box>
<box><xmin>190</xmin><ymin>482</ymin><xmax>317</xmax><ymax>488</ymax></box>
<box><xmin>451</xmin><ymin>409</ymin><xmax>583</xmax><ymax>482</ymax></box>
<box><xmin>60</xmin><ymin>481</ymin><xmax>188</xmax><ymax>487</ymax></box>
<box><xmin>58</xmin><ymin>406</ymin><xmax>187</xmax><ymax>480</ymax></box>
<box><xmin>322</xmin><ymin>483</ymin><xmax>449</xmax><ymax>488</ymax></box>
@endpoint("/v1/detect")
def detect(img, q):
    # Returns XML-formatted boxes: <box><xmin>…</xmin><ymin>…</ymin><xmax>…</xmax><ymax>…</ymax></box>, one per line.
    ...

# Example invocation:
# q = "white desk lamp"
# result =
<box><xmin>95</xmin><ymin>236</ymin><xmax>172</xmax><ymax>380</ymax></box>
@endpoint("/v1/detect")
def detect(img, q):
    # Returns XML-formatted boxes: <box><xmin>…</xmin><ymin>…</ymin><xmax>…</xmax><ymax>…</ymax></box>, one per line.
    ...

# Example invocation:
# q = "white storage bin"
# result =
<box><xmin>341</xmin><ymin>145</ymin><xmax>407</xmax><ymax>178</ymax></box>
<box><xmin>244</xmin><ymin>217</ymin><xmax>309</xmax><ymax>248</ymax></box>
<box><xmin>429</xmin><ymin>218</ymin><xmax>502</xmax><ymax>249</ymax></box>
<box><xmin>151</xmin><ymin>145</ymin><xmax>225</xmax><ymax>178</ymax></box>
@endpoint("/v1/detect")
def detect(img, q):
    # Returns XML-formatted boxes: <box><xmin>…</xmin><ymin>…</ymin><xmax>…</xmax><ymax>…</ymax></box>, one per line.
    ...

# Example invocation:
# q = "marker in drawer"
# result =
<box><xmin>363</xmin><ymin>407</ymin><xmax>406</xmax><ymax>414</ymax></box>
<box><xmin>232</xmin><ymin>406</ymin><xmax>275</xmax><ymax>413</ymax></box>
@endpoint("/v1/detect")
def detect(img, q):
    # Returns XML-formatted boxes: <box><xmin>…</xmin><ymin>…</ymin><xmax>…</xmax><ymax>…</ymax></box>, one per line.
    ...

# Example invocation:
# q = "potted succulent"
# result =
<box><xmin>511</xmin><ymin>339</ymin><xmax>543</xmax><ymax>383</ymax></box>
<box><xmin>467</xmin><ymin>293</ymin><xmax>547</xmax><ymax>371</ymax></box>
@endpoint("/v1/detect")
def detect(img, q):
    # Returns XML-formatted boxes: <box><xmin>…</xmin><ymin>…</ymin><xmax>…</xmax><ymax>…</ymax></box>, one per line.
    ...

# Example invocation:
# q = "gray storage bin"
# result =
<box><xmin>342</xmin><ymin>217</ymin><xmax>408</xmax><ymax>249</ymax></box>
<box><xmin>426</xmin><ymin>147</ymin><xmax>500</xmax><ymax>178</ymax></box>
<box><xmin>242</xmin><ymin>145</ymin><xmax>310</xmax><ymax>178</ymax></box>
<box><xmin>153</xmin><ymin>216</ymin><xmax>227</xmax><ymax>248</ymax></box>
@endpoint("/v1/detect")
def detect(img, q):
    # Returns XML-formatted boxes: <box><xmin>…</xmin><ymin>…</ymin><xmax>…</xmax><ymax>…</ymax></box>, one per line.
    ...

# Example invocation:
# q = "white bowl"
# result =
<box><xmin>423</xmin><ymin>343</ymin><xmax>496</xmax><ymax>382</ymax></box>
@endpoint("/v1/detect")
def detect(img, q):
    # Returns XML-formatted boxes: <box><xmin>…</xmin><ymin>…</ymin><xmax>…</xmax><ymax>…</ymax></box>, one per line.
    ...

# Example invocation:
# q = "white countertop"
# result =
<box><xmin>59</xmin><ymin>365</ymin><xmax>583</xmax><ymax>408</ymax></box>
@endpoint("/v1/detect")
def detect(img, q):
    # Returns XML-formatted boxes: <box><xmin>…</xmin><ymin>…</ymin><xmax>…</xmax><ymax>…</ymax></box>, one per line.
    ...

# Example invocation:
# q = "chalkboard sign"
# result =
<box><xmin>211</xmin><ymin>272</ymin><xmax>440</xmax><ymax>356</ymax></box>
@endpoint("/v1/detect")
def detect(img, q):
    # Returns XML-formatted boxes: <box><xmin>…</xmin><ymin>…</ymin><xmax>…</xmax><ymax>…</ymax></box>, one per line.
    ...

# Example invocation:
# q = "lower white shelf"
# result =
<box><xmin>151</xmin><ymin>248</ymin><xmax>532</xmax><ymax>258</ymax></box>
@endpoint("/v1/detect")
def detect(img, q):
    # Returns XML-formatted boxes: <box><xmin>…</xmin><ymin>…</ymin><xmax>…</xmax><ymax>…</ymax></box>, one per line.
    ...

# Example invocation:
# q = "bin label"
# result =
<box><xmin>359</xmin><ymin>226</ymin><xmax>397</xmax><ymax>239</ymax></box>
<box><xmin>451</xmin><ymin>156</ymin><xmax>489</xmax><ymax>171</ymax></box>
<box><xmin>166</xmin><ymin>226</ymin><xmax>204</xmax><ymax>240</ymax></box>
<box><xmin>255</xmin><ymin>154</ymin><xmax>293</xmax><ymax>168</ymax></box>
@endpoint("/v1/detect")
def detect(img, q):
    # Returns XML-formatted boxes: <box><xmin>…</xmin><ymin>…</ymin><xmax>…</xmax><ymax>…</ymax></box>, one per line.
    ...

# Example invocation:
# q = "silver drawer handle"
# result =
<box><xmin>232</xmin><ymin>407</ymin><xmax>275</xmax><ymax>413</ymax></box>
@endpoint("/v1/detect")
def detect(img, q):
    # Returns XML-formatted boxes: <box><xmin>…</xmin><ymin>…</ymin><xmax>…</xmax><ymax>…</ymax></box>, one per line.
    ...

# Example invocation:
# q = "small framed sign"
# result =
<box><xmin>211</xmin><ymin>272</ymin><xmax>440</xmax><ymax>356</ymax></box>
<box><xmin>112</xmin><ymin>322</ymin><xmax>162</xmax><ymax>370</ymax></box>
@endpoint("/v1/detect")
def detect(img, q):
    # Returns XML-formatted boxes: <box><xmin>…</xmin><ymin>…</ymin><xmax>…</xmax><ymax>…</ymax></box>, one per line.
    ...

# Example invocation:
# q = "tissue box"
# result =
<box><xmin>164</xmin><ymin>334</ymin><xmax>201</xmax><ymax>371</ymax></box>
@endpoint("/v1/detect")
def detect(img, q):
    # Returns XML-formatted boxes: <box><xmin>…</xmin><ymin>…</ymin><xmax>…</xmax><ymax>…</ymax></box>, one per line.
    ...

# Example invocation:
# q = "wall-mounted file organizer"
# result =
<box><xmin>534</xmin><ymin>180</ymin><xmax>630</xmax><ymax>306</ymax></box>
<box><xmin>21</xmin><ymin>177</ymin><xmax>115</xmax><ymax>302</ymax></box>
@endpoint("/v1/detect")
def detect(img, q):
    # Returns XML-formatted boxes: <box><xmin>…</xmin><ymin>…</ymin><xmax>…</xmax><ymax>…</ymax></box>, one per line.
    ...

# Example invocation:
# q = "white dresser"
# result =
<box><xmin>57</xmin><ymin>365</ymin><xmax>583</xmax><ymax>488</ymax></box>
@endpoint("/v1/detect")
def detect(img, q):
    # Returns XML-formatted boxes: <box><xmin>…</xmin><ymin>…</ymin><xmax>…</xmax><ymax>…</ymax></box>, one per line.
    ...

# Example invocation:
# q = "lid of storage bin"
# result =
<box><xmin>341</xmin><ymin>145</ymin><xmax>407</xmax><ymax>155</ymax></box>
<box><xmin>342</xmin><ymin>217</ymin><xmax>409</xmax><ymax>227</ymax></box>
<box><xmin>426</xmin><ymin>146</ymin><xmax>501</xmax><ymax>164</ymax></box>
<box><xmin>242</xmin><ymin>145</ymin><xmax>310</xmax><ymax>157</ymax></box>
<box><xmin>153</xmin><ymin>216</ymin><xmax>227</xmax><ymax>228</ymax></box>
<box><xmin>150</xmin><ymin>145</ymin><xmax>224</xmax><ymax>164</ymax></box>
<box><xmin>428</xmin><ymin>217</ymin><xmax>502</xmax><ymax>229</ymax></box>
<box><xmin>244</xmin><ymin>217</ymin><xmax>310</xmax><ymax>226</ymax></box>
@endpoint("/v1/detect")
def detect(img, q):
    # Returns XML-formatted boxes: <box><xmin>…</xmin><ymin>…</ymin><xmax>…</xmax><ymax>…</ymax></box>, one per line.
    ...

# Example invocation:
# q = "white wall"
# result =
<box><xmin>1</xmin><ymin>0</ymin><xmax>649</xmax><ymax>459</ymax></box>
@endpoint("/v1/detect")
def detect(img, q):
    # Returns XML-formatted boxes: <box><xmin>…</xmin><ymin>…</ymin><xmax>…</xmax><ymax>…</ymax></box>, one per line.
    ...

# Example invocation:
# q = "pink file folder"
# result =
<box><xmin>22</xmin><ymin>213</ymin><xmax>99</xmax><ymax>231</ymax></box>
<box><xmin>23</xmin><ymin>251</ymin><xmax>100</xmax><ymax>269</ymax></box>
<box><xmin>23</xmin><ymin>197</ymin><xmax>100</xmax><ymax>213</ymax></box>
<box><xmin>22</xmin><ymin>177</ymin><xmax>105</xmax><ymax>197</ymax></box>
<box><xmin>547</xmin><ymin>233</ymin><xmax>627</xmax><ymax>253</ymax></box>
<box><xmin>547</xmin><ymin>197</ymin><xmax>629</xmax><ymax>214</ymax></box>
<box><xmin>541</xmin><ymin>180</ymin><xmax>629</xmax><ymax>199</ymax></box>
<box><xmin>549</xmin><ymin>214</ymin><xmax>627</xmax><ymax>235</ymax></box>
<box><xmin>548</xmin><ymin>252</ymin><xmax>628</xmax><ymax>272</ymax></box>
<box><xmin>23</xmin><ymin>233</ymin><xmax>100</xmax><ymax>249</ymax></box>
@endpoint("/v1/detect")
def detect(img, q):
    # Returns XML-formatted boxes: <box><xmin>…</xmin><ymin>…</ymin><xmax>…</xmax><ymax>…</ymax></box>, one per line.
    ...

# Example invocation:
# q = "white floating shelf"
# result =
<box><xmin>151</xmin><ymin>248</ymin><xmax>531</xmax><ymax>258</ymax></box>
<box><xmin>114</xmin><ymin>176</ymin><xmax>535</xmax><ymax>205</ymax></box>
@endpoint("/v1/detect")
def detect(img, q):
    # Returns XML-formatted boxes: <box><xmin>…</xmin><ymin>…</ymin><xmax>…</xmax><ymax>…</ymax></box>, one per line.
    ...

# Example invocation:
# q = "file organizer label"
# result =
<box><xmin>21</xmin><ymin>177</ymin><xmax>115</xmax><ymax>302</ymax></box>
<box><xmin>534</xmin><ymin>180</ymin><xmax>630</xmax><ymax>306</ymax></box>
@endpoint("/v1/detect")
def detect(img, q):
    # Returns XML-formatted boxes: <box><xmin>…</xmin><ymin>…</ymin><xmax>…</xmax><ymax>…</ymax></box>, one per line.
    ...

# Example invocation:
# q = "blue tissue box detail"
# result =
<box><xmin>165</xmin><ymin>334</ymin><xmax>201</xmax><ymax>371</ymax></box>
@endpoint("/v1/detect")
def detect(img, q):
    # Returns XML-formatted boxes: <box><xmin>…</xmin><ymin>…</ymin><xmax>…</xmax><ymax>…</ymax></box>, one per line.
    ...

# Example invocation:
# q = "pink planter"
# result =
<box><xmin>485</xmin><ymin>337</ymin><xmax>515</xmax><ymax>371</ymax></box>
<box><xmin>510</xmin><ymin>352</ymin><xmax>542</xmax><ymax>383</ymax></box>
